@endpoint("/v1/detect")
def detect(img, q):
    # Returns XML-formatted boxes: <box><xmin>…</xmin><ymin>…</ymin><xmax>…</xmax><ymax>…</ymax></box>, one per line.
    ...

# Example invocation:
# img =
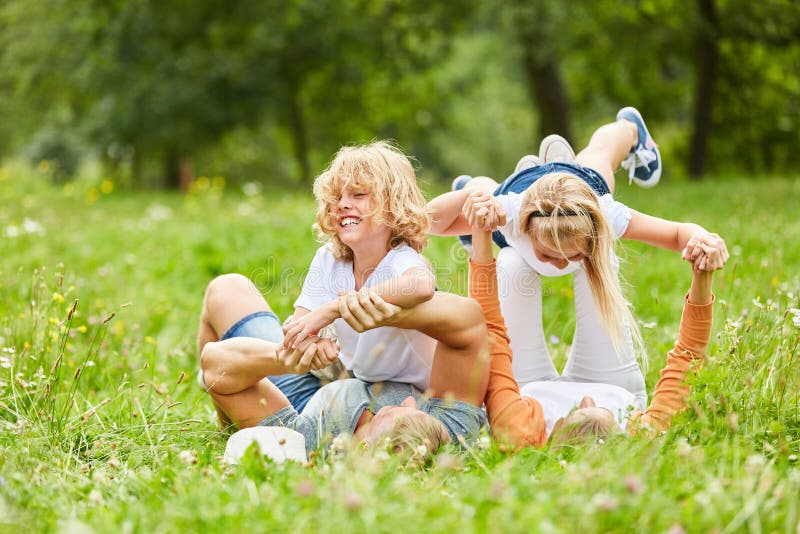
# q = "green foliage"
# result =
<box><xmin>3</xmin><ymin>0</ymin><xmax>799</xmax><ymax>187</ymax></box>
<box><xmin>1</xmin><ymin>166</ymin><xmax>799</xmax><ymax>531</ymax></box>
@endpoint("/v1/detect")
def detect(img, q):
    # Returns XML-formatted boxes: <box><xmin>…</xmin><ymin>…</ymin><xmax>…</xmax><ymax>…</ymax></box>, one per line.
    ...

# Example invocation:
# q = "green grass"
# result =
<box><xmin>1</xmin><ymin>164</ymin><xmax>799</xmax><ymax>532</ymax></box>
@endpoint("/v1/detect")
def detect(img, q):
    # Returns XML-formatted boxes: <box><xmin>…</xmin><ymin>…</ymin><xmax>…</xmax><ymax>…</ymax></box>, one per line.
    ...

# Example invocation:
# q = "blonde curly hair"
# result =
<box><xmin>518</xmin><ymin>172</ymin><xmax>645</xmax><ymax>366</ymax></box>
<box><xmin>312</xmin><ymin>141</ymin><xmax>430</xmax><ymax>261</ymax></box>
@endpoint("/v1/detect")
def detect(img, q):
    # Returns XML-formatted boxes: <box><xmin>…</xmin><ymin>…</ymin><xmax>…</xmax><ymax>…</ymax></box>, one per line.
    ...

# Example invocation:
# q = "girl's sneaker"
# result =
<box><xmin>617</xmin><ymin>107</ymin><xmax>661</xmax><ymax>188</ymax></box>
<box><xmin>451</xmin><ymin>174</ymin><xmax>473</xmax><ymax>192</ymax></box>
<box><xmin>514</xmin><ymin>154</ymin><xmax>542</xmax><ymax>173</ymax></box>
<box><xmin>539</xmin><ymin>134</ymin><xmax>575</xmax><ymax>163</ymax></box>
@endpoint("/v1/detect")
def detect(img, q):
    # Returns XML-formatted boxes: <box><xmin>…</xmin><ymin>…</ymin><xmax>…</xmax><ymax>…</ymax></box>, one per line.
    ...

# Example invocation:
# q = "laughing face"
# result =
<box><xmin>332</xmin><ymin>181</ymin><xmax>392</xmax><ymax>254</ymax></box>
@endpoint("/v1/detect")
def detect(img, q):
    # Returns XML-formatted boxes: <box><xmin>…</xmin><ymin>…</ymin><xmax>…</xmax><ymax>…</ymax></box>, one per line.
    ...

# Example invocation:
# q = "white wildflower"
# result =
<box><xmin>145</xmin><ymin>204</ymin><xmax>172</xmax><ymax>221</ymax></box>
<box><xmin>178</xmin><ymin>450</ymin><xmax>197</xmax><ymax>465</ymax></box>
<box><xmin>242</xmin><ymin>182</ymin><xmax>262</xmax><ymax>197</ymax></box>
<box><xmin>330</xmin><ymin>434</ymin><xmax>349</xmax><ymax>454</ymax></box>
<box><xmin>788</xmin><ymin>308</ymin><xmax>800</xmax><ymax>328</ymax></box>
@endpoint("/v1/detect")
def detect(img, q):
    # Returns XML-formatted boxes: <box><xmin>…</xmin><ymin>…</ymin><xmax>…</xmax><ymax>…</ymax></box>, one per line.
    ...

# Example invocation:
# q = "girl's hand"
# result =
<box><xmin>682</xmin><ymin>232</ymin><xmax>729</xmax><ymax>271</ymax></box>
<box><xmin>463</xmin><ymin>191</ymin><xmax>506</xmax><ymax>231</ymax></box>
<box><xmin>282</xmin><ymin>303</ymin><xmax>338</xmax><ymax>350</ymax></box>
<box><xmin>338</xmin><ymin>288</ymin><xmax>403</xmax><ymax>332</ymax></box>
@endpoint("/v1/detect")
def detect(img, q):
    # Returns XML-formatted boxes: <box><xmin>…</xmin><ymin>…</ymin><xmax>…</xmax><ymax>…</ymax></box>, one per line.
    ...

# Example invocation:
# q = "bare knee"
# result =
<box><xmin>200</xmin><ymin>341</ymin><xmax>237</xmax><ymax>394</ymax></box>
<box><xmin>442</xmin><ymin>294</ymin><xmax>487</xmax><ymax>350</ymax></box>
<box><xmin>465</xmin><ymin>176</ymin><xmax>499</xmax><ymax>193</ymax></box>
<box><xmin>204</xmin><ymin>273</ymin><xmax>253</xmax><ymax>308</ymax></box>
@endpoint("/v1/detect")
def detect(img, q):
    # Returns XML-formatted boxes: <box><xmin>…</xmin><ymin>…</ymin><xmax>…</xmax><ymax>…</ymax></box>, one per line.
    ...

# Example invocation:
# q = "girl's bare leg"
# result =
<box><xmin>574</xmin><ymin>120</ymin><xmax>638</xmax><ymax>194</ymax></box>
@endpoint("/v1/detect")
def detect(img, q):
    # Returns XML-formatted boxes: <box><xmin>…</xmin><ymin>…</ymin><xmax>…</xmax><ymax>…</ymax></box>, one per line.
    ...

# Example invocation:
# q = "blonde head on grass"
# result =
<box><xmin>313</xmin><ymin>141</ymin><xmax>430</xmax><ymax>261</ymax></box>
<box><xmin>518</xmin><ymin>172</ymin><xmax>645</xmax><ymax>366</ymax></box>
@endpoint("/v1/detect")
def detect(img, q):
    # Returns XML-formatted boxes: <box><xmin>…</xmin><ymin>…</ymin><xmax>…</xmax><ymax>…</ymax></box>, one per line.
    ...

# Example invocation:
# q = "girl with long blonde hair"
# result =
<box><xmin>428</xmin><ymin>107</ymin><xmax>728</xmax><ymax>408</ymax></box>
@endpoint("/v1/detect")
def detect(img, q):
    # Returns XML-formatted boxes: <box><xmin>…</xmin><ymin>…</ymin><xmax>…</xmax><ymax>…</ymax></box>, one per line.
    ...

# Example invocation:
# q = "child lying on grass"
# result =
<box><xmin>200</xmin><ymin>289</ymin><xmax>490</xmax><ymax>458</ymax></box>
<box><xmin>467</xmin><ymin>218</ymin><xmax>720</xmax><ymax>449</ymax></box>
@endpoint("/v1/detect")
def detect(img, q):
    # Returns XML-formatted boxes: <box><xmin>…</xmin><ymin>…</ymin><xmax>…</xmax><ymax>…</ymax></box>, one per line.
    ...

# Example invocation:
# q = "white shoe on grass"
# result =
<box><xmin>223</xmin><ymin>426</ymin><xmax>307</xmax><ymax>465</ymax></box>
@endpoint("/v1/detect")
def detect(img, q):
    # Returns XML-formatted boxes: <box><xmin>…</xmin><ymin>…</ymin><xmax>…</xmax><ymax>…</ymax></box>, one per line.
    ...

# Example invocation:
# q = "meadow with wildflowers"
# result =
<box><xmin>1</xmin><ymin>162</ymin><xmax>799</xmax><ymax>533</ymax></box>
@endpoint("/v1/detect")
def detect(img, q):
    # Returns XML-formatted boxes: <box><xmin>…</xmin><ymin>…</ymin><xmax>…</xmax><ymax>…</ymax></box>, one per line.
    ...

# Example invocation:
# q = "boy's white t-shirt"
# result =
<box><xmin>519</xmin><ymin>380</ymin><xmax>643</xmax><ymax>436</ymax></box>
<box><xmin>294</xmin><ymin>244</ymin><xmax>437</xmax><ymax>391</ymax></box>
<box><xmin>495</xmin><ymin>192</ymin><xmax>632</xmax><ymax>277</ymax></box>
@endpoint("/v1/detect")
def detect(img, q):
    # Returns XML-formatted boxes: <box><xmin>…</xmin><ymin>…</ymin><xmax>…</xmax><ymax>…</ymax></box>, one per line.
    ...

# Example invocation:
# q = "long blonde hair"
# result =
<box><xmin>313</xmin><ymin>141</ymin><xmax>430</xmax><ymax>261</ymax></box>
<box><xmin>518</xmin><ymin>172</ymin><xmax>645</xmax><ymax>365</ymax></box>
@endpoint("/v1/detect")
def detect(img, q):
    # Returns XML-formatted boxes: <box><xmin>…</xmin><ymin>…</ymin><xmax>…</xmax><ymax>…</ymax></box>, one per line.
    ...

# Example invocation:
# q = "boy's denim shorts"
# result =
<box><xmin>221</xmin><ymin>311</ymin><xmax>320</xmax><ymax>412</ymax></box>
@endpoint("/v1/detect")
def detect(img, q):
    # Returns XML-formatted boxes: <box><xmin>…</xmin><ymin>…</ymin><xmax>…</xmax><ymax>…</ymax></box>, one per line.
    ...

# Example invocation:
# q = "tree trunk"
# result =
<box><xmin>523</xmin><ymin>53</ymin><xmax>572</xmax><ymax>144</ymax></box>
<box><xmin>288</xmin><ymin>91</ymin><xmax>312</xmax><ymax>186</ymax></box>
<box><xmin>513</xmin><ymin>2</ymin><xmax>572</xmax><ymax>145</ymax></box>
<box><xmin>164</xmin><ymin>152</ymin><xmax>181</xmax><ymax>190</ymax></box>
<box><xmin>163</xmin><ymin>152</ymin><xmax>193</xmax><ymax>191</ymax></box>
<box><xmin>689</xmin><ymin>0</ymin><xmax>719</xmax><ymax>180</ymax></box>
<box><xmin>131</xmin><ymin>149</ymin><xmax>142</xmax><ymax>190</ymax></box>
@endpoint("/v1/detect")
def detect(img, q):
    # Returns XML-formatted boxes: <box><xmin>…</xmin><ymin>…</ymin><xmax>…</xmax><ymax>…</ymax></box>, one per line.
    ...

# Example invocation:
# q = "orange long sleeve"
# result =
<box><xmin>628</xmin><ymin>296</ymin><xmax>714</xmax><ymax>435</ymax></box>
<box><xmin>469</xmin><ymin>260</ymin><xmax>547</xmax><ymax>450</ymax></box>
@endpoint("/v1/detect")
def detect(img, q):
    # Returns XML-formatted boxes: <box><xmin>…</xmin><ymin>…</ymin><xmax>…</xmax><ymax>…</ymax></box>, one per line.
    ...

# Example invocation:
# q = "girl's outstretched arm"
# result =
<box><xmin>623</xmin><ymin>210</ymin><xmax>729</xmax><ymax>271</ymax></box>
<box><xmin>427</xmin><ymin>189</ymin><xmax>474</xmax><ymax>235</ymax></box>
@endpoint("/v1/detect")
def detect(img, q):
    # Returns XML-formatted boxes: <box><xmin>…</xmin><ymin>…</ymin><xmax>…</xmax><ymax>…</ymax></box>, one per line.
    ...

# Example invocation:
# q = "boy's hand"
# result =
<box><xmin>682</xmin><ymin>232</ymin><xmax>729</xmax><ymax>271</ymax></box>
<box><xmin>282</xmin><ymin>304</ymin><xmax>337</xmax><ymax>350</ymax></box>
<box><xmin>463</xmin><ymin>191</ymin><xmax>506</xmax><ymax>231</ymax></box>
<box><xmin>278</xmin><ymin>335</ymin><xmax>338</xmax><ymax>374</ymax></box>
<box><xmin>338</xmin><ymin>288</ymin><xmax>403</xmax><ymax>332</ymax></box>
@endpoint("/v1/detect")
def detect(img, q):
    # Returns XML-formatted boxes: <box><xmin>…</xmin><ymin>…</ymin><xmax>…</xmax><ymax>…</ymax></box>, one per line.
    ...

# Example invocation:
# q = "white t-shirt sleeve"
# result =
<box><xmin>388</xmin><ymin>246</ymin><xmax>430</xmax><ymax>276</ymax></box>
<box><xmin>294</xmin><ymin>246</ymin><xmax>338</xmax><ymax>311</ymax></box>
<box><xmin>598</xmin><ymin>194</ymin><xmax>632</xmax><ymax>239</ymax></box>
<box><xmin>496</xmin><ymin>193</ymin><xmax>522</xmax><ymax>240</ymax></box>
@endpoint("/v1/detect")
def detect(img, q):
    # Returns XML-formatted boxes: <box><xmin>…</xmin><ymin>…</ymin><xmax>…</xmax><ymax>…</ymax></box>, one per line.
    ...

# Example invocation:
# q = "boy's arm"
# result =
<box><xmin>623</xmin><ymin>210</ymin><xmax>729</xmax><ymax>271</ymax></box>
<box><xmin>628</xmin><ymin>269</ymin><xmax>714</xmax><ymax>435</ymax></box>
<box><xmin>470</xmin><ymin>229</ymin><xmax>547</xmax><ymax>450</ymax></box>
<box><xmin>284</xmin><ymin>267</ymin><xmax>435</xmax><ymax>349</ymax></box>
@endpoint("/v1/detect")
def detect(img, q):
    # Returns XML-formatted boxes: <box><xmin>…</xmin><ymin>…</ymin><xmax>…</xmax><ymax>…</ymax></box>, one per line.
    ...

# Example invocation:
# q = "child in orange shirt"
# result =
<box><xmin>468</xmin><ymin>221</ymin><xmax>719</xmax><ymax>449</ymax></box>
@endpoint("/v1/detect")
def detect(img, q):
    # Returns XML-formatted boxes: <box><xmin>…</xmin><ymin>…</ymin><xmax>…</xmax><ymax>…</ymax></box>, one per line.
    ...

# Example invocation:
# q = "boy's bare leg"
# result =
<box><xmin>574</xmin><ymin>120</ymin><xmax>639</xmax><ymax>193</ymax></box>
<box><xmin>198</xmin><ymin>273</ymin><xmax>276</xmax><ymax>353</ymax></box>
<box><xmin>200</xmin><ymin>337</ymin><xmax>295</xmax><ymax>428</ymax></box>
<box><xmin>197</xmin><ymin>273</ymin><xmax>281</xmax><ymax>428</ymax></box>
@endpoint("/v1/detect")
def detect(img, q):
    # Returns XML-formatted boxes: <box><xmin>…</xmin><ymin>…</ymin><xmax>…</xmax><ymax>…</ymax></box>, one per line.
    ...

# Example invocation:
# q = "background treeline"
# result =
<box><xmin>1</xmin><ymin>0</ymin><xmax>798</xmax><ymax>189</ymax></box>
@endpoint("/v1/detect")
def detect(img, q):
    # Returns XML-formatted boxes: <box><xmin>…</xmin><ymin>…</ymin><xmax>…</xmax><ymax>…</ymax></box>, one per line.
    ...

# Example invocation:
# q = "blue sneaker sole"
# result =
<box><xmin>617</xmin><ymin>106</ymin><xmax>661</xmax><ymax>188</ymax></box>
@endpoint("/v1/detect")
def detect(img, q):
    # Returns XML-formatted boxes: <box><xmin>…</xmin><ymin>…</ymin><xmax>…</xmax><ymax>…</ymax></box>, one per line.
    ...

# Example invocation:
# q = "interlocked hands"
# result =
<box><xmin>462</xmin><ymin>191</ymin><xmax>506</xmax><ymax>232</ymax></box>
<box><xmin>681</xmin><ymin>232</ymin><xmax>729</xmax><ymax>271</ymax></box>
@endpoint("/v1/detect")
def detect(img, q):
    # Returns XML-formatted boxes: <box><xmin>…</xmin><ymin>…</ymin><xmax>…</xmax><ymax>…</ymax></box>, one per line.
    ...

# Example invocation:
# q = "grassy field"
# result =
<box><xmin>1</xmin><ymin>164</ymin><xmax>799</xmax><ymax>533</ymax></box>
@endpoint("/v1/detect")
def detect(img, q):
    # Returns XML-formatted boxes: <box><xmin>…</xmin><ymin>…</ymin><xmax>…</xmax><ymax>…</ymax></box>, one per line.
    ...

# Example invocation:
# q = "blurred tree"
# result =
<box><xmin>501</xmin><ymin>0</ymin><xmax>573</xmax><ymax>144</ymax></box>
<box><xmin>710</xmin><ymin>0</ymin><xmax>800</xmax><ymax>174</ymax></box>
<box><xmin>0</xmin><ymin>0</ymin><xmax>473</xmax><ymax>188</ymax></box>
<box><xmin>689</xmin><ymin>0</ymin><xmax>720</xmax><ymax>179</ymax></box>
